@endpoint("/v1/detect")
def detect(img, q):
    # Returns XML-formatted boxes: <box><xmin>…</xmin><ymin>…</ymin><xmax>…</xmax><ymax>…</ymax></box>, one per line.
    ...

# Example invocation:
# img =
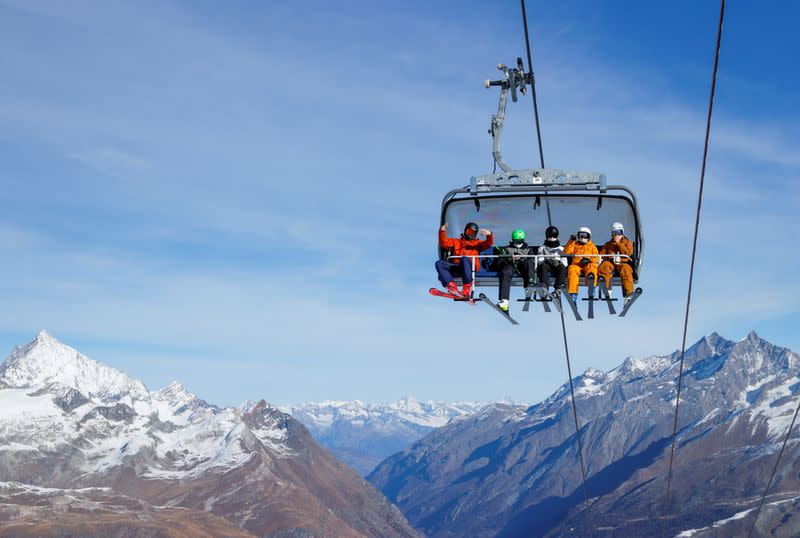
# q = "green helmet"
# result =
<box><xmin>511</xmin><ymin>229</ymin><xmax>526</xmax><ymax>242</ymax></box>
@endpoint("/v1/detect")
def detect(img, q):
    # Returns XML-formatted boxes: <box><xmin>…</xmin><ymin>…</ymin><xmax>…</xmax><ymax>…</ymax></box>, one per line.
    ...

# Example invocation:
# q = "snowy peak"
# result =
<box><xmin>581</xmin><ymin>367</ymin><xmax>606</xmax><ymax>381</ymax></box>
<box><xmin>152</xmin><ymin>381</ymin><xmax>192</xmax><ymax>403</ymax></box>
<box><xmin>690</xmin><ymin>330</ymin><xmax>800</xmax><ymax>383</ymax></box>
<box><xmin>684</xmin><ymin>332</ymin><xmax>734</xmax><ymax>365</ymax></box>
<box><xmin>539</xmin><ymin>332</ymin><xmax>793</xmax><ymax>410</ymax></box>
<box><xmin>613</xmin><ymin>355</ymin><xmax>673</xmax><ymax>380</ymax></box>
<box><xmin>0</xmin><ymin>331</ymin><xmax>148</xmax><ymax>403</ymax></box>
<box><xmin>150</xmin><ymin>380</ymin><xmax>215</xmax><ymax>425</ymax></box>
<box><xmin>394</xmin><ymin>395</ymin><xmax>423</xmax><ymax>413</ymax></box>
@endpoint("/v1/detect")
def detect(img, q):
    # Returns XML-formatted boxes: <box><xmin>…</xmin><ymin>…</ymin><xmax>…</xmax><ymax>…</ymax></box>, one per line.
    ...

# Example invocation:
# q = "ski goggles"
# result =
<box><xmin>611</xmin><ymin>229</ymin><xmax>624</xmax><ymax>236</ymax></box>
<box><xmin>577</xmin><ymin>232</ymin><xmax>590</xmax><ymax>241</ymax></box>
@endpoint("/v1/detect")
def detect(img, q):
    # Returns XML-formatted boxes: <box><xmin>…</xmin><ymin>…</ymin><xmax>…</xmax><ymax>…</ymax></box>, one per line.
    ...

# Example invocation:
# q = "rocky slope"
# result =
<box><xmin>368</xmin><ymin>332</ymin><xmax>800</xmax><ymax>537</ymax></box>
<box><xmin>0</xmin><ymin>331</ymin><xmax>419</xmax><ymax>538</ymax></box>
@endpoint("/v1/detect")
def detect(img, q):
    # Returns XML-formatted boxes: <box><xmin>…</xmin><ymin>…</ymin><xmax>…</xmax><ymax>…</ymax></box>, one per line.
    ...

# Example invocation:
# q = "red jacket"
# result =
<box><xmin>439</xmin><ymin>229</ymin><xmax>493</xmax><ymax>271</ymax></box>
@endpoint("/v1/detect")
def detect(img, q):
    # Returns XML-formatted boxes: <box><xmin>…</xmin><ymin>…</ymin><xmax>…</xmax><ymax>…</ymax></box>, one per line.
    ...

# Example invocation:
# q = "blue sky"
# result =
<box><xmin>0</xmin><ymin>0</ymin><xmax>798</xmax><ymax>406</ymax></box>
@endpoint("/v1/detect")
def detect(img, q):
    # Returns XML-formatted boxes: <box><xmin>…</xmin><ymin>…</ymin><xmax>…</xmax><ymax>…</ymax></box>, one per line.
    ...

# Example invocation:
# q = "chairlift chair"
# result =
<box><xmin>436</xmin><ymin>60</ymin><xmax>644</xmax><ymax>314</ymax></box>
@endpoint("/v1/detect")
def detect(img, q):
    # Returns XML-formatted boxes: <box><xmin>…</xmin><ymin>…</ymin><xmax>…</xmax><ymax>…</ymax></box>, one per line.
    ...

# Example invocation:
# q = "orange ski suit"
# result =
<box><xmin>563</xmin><ymin>239</ymin><xmax>599</xmax><ymax>295</ymax></box>
<box><xmin>598</xmin><ymin>236</ymin><xmax>635</xmax><ymax>296</ymax></box>
<box><xmin>439</xmin><ymin>229</ymin><xmax>493</xmax><ymax>271</ymax></box>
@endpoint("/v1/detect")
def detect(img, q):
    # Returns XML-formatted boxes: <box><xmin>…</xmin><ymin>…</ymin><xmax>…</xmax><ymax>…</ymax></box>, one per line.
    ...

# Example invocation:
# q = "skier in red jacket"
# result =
<box><xmin>436</xmin><ymin>222</ymin><xmax>493</xmax><ymax>298</ymax></box>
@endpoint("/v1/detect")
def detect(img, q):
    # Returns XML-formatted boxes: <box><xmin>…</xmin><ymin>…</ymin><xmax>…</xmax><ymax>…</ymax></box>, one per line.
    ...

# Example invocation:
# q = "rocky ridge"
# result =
<box><xmin>0</xmin><ymin>331</ymin><xmax>419</xmax><ymax>538</ymax></box>
<box><xmin>368</xmin><ymin>332</ymin><xmax>800</xmax><ymax>537</ymax></box>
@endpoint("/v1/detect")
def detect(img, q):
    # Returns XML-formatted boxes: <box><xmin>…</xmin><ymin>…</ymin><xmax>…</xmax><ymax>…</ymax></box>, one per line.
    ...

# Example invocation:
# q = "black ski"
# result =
<box><xmin>535</xmin><ymin>284</ymin><xmax>552</xmax><ymax>313</ymax></box>
<box><xmin>618</xmin><ymin>287</ymin><xmax>643</xmax><ymax>317</ymax></box>
<box><xmin>521</xmin><ymin>286</ymin><xmax>535</xmax><ymax>313</ymax></box>
<box><xmin>586</xmin><ymin>274</ymin><xmax>596</xmax><ymax>319</ymax></box>
<box><xmin>479</xmin><ymin>293</ymin><xmax>519</xmax><ymax>325</ymax></box>
<box><xmin>549</xmin><ymin>289</ymin><xmax>564</xmax><ymax>314</ymax></box>
<box><xmin>560</xmin><ymin>285</ymin><xmax>582</xmax><ymax>321</ymax></box>
<box><xmin>596</xmin><ymin>277</ymin><xmax>617</xmax><ymax>315</ymax></box>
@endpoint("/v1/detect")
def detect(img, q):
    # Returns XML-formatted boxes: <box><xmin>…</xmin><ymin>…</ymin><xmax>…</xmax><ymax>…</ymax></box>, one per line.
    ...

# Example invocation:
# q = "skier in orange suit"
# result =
<box><xmin>563</xmin><ymin>227</ymin><xmax>598</xmax><ymax>300</ymax></box>
<box><xmin>598</xmin><ymin>222</ymin><xmax>635</xmax><ymax>305</ymax></box>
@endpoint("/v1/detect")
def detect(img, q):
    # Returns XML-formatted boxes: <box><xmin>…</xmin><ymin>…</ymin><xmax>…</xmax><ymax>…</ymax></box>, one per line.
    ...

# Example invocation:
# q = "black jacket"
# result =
<box><xmin>492</xmin><ymin>241</ymin><xmax>537</xmax><ymax>269</ymax></box>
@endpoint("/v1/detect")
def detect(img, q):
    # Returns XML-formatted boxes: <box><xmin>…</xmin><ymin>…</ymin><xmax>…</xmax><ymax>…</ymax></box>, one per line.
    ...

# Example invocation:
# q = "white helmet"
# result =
<box><xmin>577</xmin><ymin>227</ymin><xmax>591</xmax><ymax>242</ymax></box>
<box><xmin>611</xmin><ymin>222</ymin><xmax>624</xmax><ymax>234</ymax></box>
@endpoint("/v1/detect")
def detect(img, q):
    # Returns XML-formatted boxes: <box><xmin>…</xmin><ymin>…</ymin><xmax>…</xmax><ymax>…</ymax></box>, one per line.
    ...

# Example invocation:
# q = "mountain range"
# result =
<box><xmin>282</xmin><ymin>398</ymin><xmax>494</xmax><ymax>476</ymax></box>
<box><xmin>0</xmin><ymin>331</ymin><xmax>419</xmax><ymax>538</ymax></box>
<box><xmin>3</xmin><ymin>330</ymin><xmax>798</xmax><ymax>537</ymax></box>
<box><xmin>368</xmin><ymin>332</ymin><xmax>800</xmax><ymax>537</ymax></box>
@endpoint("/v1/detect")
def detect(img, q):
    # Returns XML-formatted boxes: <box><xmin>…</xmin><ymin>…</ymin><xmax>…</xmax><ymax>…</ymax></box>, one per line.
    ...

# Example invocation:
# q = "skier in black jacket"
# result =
<box><xmin>537</xmin><ymin>225</ymin><xmax>567</xmax><ymax>292</ymax></box>
<box><xmin>492</xmin><ymin>229</ymin><xmax>536</xmax><ymax>312</ymax></box>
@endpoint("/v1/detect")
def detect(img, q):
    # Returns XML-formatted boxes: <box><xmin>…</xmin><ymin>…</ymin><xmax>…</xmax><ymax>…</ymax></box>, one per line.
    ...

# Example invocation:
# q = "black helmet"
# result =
<box><xmin>545</xmin><ymin>225</ymin><xmax>559</xmax><ymax>239</ymax></box>
<box><xmin>463</xmin><ymin>222</ymin><xmax>479</xmax><ymax>240</ymax></box>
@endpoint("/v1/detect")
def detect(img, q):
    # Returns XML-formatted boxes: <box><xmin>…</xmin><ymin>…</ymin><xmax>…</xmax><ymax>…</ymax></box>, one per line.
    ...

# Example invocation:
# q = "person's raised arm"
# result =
<box><xmin>477</xmin><ymin>228</ymin><xmax>493</xmax><ymax>251</ymax></box>
<box><xmin>439</xmin><ymin>224</ymin><xmax>455</xmax><ymax>249</ymax></box>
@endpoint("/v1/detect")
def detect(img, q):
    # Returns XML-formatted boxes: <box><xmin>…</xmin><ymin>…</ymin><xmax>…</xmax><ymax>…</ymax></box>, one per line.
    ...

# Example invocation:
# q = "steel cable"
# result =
<box><xmin>747</xmin><ymin>398</ymin><xmax>800</xmax><ymax>536</ymax></box>
<box><xmin>520</xmin><ymin>1</ymin><xmax>592</xmax><ymax>536</ymax></box>
<box><xmin>660</xmin><ymin>1</ymin><xmax>726</xmax><ymax>536</ymax></box>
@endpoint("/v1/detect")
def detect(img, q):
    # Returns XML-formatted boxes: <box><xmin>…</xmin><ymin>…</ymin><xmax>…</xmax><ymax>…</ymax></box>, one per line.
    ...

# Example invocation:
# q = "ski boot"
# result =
<box><xmin>497</xmin><ymin>299</ymin><xmax>510</xmax><ymax>312</ymax></box>
<box><xmin>447</xmin><ymin>282</ymin><xmax>465</xmax><ymax>299</ymax></box>
<box><xmin>461</xmin><ymin>282</ymin><xmax>473</xmax><ymax>299</ymax></box>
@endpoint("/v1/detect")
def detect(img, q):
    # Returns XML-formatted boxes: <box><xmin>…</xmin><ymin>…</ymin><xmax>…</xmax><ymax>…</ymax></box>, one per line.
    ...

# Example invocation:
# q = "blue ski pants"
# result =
<box><xmin>435</xmin><ymin>258</ymin><xmax>474</xmax><ymax>287</ymax></box>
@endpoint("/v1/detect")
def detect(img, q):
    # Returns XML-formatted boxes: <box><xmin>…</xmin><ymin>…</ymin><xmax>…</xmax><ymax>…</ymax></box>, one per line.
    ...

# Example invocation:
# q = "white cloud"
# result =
<box><xmin>0</xmin><ymin>0</ymin><xmax>797</xmax><ymax>406</ymax></box>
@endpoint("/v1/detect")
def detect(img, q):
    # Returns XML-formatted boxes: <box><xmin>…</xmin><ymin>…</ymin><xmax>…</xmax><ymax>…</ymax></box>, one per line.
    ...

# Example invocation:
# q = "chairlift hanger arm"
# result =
<box><xmin>485</xmin><ymin>59</ymin><xmax>533</xmax><ymax>174</ymax></box>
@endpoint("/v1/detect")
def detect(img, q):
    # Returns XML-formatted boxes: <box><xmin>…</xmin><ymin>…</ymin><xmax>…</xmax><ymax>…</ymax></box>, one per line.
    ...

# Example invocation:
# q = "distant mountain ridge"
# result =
<box><xmin>282</xmin><ymin>397</ymin><xmax>501</xmax><ymax>475</ymax></box>
<box><xmin>368</xmin><ymin>331</ymin><xmax>800</xmax><ymax>537</ymax></box>
<box><xmin>0</xmin><ymin>331</ymin><xmax>419</xmax><ymax>538</ymax></box>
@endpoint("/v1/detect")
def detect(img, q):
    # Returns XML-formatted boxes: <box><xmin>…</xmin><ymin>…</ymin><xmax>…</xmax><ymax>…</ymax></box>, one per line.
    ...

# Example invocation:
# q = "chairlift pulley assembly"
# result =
<box><xmin>434</xmin><ymin>59</ymin><xmax>645</xmax><ymax>321</ymax></box>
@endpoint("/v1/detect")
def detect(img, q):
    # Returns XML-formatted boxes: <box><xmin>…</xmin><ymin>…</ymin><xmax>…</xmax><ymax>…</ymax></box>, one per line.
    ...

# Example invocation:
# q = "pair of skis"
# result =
<box><xmin>428</xmin><ymin>288</ymin><xmax>519</xmax><ymax>325</ymax></box>
<box><xmin>429</xmin><ymin>282</ymin><xmax>641</xmax><ymax>324</ymax></box>
<box><xmin>560</xmin><ymin>277</ymin><xmax>642</xmax><ymax>321</ymax></box>
<box><xmin>518</xmin><ymin>284</ymin><xmax>563</xmax><ymax>314</ymax></box>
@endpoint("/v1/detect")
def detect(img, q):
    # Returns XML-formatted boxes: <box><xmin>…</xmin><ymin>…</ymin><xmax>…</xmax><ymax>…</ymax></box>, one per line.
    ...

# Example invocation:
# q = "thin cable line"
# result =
<box><xmin>520</xmin><ymin>1</ymin><xmax>591</xmax><ymax>536</ymax></box>
<box><xmin>559</xmin><ymin>311</ymin><xmax>593</xmax><ymax>537</ymax></box>
<box><xmin>660</xmin><ymin>1</ymin><xmax>725</xmax><ymax>535</ymax></box>
<box><xmin>747</xmin><ymin>399</ymin><xmax>800</xmax><ymax>537</ymax></box>
<box><xmin>520</xmin><ymin>0</ymin><xmax>552</xmax><ymax>224</ymax></box>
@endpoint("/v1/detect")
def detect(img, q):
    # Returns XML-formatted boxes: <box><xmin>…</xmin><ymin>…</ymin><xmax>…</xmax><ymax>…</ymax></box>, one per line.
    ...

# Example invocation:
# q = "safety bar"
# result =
<box><xmin>446</xmin><ymin>254</ymin><xmax>632</xmax><ymax>290</ymax></box>
<box><xmin>447</xmin><ymin>254</ymin><xmax>631</xmax><ymax>260</ymax></box>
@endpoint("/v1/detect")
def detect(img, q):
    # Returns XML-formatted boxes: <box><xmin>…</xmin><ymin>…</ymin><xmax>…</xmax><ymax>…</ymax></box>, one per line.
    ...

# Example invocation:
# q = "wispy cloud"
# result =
<box><xmin>0</xmin><ymin>0</ymin><xmax>797</xmax><ymax>405</ymax></box>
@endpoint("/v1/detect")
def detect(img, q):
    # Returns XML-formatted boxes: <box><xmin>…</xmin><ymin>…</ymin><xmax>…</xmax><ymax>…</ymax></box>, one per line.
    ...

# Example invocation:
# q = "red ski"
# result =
<box><xmin>428</xmin><ymin>288</ymin><xmax>475</xmax><ymax>304</ymax></box>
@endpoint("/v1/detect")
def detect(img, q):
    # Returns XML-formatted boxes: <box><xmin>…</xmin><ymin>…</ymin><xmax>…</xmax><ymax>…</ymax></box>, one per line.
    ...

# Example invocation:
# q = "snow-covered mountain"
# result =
<box><xmin>0</xmin><ymin>330</ymin><xmax>149</xmax><ymax>403</ymax></box>
<box><xmin>0</xmin><ymin>331</ymin><xmax>419</xmax><ymax>538</ymax></box>
<box><xmin>368</xmin><ymin>332</ymin><xmax>800</xmax><ymax>537</ymax></box>
<box><xmin>282</xmin><ymin>397</ymin><xmax>496</xmax><ymax>475</ymax></box>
